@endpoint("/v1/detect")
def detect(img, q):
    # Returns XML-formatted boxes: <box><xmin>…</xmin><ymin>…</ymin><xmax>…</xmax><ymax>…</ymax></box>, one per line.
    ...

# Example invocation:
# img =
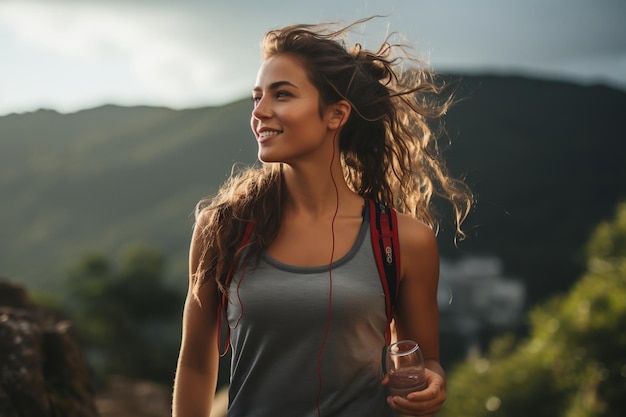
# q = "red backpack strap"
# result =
<box><xmin>217</xmin><ymin>221</ymin><xmax>255</xmax><ymax>356</ymax></box>
<box><xmin>367</xmin><ymin>199</ymin><xmax>401</xmax><ymax>345</ymax></box>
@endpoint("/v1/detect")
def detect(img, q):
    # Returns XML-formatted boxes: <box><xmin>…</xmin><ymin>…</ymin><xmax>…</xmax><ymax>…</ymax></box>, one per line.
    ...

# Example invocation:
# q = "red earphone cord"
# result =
<box><xmin>316</xmin><ymin>122</ymin><xmax>341</xmax><ymax>416</ymax></box>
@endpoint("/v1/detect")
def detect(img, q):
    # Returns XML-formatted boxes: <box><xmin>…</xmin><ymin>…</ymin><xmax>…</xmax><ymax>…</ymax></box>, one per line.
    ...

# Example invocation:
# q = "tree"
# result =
<box><xmin>64</xmin><ymin>245</ymin><xmax>184</xmax><ymax>384</ymax></box>
<box><xmin>440</xmin><ymin>202</ymin><xmax>626</xmax><ymax>417</ymax></box>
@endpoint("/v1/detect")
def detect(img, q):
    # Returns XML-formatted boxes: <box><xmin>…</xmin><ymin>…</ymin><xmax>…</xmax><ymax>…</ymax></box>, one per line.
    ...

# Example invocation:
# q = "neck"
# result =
<box><xmin>280</xmin><ymin>160</ymin><xmax>361</xmax><ymax>220</ymax></box>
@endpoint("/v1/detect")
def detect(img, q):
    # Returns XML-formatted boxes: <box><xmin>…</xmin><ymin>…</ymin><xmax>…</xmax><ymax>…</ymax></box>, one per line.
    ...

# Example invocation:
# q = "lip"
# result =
<box><xmin>256</xmin><ymin>127</ymin><xmax>283</xmax><ymax>143</ymax></box>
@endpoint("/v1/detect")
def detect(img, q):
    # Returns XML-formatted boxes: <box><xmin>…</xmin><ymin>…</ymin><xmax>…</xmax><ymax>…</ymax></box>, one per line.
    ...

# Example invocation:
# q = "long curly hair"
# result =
<box><xmin>192</xmin><ymin>17</ymin><xmax>473</xmax><ymax>297</ymax></box>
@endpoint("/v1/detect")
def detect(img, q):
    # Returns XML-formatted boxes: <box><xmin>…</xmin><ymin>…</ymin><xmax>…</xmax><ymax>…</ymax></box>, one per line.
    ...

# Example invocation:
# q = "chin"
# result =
<box><xmin>257</xmin><ymin>152</ymin><xmax>281</xmax><ymax>164</ymax></box>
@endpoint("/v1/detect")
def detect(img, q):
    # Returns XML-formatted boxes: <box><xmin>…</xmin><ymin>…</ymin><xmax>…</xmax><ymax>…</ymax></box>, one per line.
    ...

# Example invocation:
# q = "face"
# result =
<box><xmin>251</xmin><ymin>54</ymin><xmax>335</xmax><ymax>164</ymax></box>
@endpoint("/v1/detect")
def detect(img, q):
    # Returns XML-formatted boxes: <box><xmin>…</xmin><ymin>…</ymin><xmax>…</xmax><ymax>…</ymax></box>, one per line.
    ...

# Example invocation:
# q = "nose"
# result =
<box><xmin>251</xmin><ymin>95</ymin><xmax>271</xmax><ymax>120</ymax></box>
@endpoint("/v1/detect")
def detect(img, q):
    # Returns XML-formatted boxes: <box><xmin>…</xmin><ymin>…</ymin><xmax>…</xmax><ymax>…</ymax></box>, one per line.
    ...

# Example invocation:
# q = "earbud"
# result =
<box><xmin>332</xmin><ymin>104</ymin><xmax>348</xmax><ymax>125</ymax></box>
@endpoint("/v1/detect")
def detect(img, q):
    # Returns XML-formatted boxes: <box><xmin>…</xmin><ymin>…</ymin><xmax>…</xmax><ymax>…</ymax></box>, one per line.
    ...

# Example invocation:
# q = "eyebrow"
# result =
<box><xmin>252</xmin><ymin>80</ymin><xmax>298</xmax><ymax>93</ymax></box>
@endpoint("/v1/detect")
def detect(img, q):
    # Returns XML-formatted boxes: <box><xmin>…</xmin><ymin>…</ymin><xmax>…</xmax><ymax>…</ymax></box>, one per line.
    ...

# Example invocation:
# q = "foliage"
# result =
<box><xmin>63</xmin><ymin>245</ymin><xmax>185</xmax><ymax>385</ymax></box>
<box><xmin>586</xmin><ymin>200</ymin><xmax>626</xmax><ymax>260</ymax></box>
<box><xmin>440</xmin><ymin>202</ymin><xmax>626</xmax><ymax>417</ymax></box>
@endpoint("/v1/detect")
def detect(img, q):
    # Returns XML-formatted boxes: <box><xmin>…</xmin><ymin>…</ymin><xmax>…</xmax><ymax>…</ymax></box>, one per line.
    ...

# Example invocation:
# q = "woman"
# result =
<box><xmin>173</xmin><ymin>17</ymin><xmax>472</xmax><ymax>417</ymax></box>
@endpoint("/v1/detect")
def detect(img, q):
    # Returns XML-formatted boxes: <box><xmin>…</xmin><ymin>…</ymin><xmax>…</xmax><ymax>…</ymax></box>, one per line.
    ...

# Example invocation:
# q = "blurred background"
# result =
<box><xmin>1</xmin><ymin>1</ymin><xmax>625</xmax><ymax>416</ymax></box>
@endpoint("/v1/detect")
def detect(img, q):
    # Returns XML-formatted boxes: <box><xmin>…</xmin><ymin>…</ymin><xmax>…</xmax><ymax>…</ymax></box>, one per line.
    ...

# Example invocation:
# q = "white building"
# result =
<box><xmin>438</xmin><ymin>256</ymin><xmax>526</xmax><ymax>329</ymax></box>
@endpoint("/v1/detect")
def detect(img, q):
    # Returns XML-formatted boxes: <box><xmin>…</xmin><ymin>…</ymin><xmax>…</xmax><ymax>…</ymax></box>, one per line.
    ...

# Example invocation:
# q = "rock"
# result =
<box><xmin>0</xmin><ymin>281</ymin><xmax>99</xmax><ymax>417</ymax></box>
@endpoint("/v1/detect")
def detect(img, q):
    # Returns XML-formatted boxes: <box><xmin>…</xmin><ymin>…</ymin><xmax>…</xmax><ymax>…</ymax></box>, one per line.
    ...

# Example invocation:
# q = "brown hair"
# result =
<box><xmin>192</xmin><ymin>17</ymin><xmax>473</xmax><ymax>297</ymax></box>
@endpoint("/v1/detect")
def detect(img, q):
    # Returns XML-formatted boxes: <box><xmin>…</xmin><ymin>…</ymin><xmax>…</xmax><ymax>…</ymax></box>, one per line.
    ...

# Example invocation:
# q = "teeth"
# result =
<box><xmin>259</xmin><ymin>130</ymin><xmax>281</xmax><ymax>138</ymax></box>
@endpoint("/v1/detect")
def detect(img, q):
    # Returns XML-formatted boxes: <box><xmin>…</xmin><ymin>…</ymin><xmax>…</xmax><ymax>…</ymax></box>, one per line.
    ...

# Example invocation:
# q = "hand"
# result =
<box><xmin>382</xmin><ymin>368</ymin><xmax>446</xmax><ymax>416</ymax></box>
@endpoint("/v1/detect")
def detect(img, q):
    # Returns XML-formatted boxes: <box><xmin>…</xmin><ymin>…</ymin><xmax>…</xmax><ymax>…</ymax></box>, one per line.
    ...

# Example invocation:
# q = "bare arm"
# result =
<box><xmin>386</xmin><ymin>213</ymin><xmax>446</xmax><ymax>416</ymax></box>
<box><xmin>172</xmin><ymin>220</ymin><xmax>221</xmax><ymax>417</ymax></box>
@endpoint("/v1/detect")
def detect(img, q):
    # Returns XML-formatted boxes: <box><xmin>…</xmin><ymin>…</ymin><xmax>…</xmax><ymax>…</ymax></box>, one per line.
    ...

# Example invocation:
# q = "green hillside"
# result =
<box><xmin>1</xmin><ymin>101</ymin><xmax>257</xmax><ymax>293</ymax></box>
<box><xmin>1</xmin><ymin>75</ymin><xmax>625</xmax><ymax>306</ymax></box>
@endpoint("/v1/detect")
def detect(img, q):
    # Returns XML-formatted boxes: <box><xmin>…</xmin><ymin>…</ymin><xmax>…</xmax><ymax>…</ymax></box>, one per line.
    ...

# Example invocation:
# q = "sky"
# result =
<box><xmin>1</xmin><ymin>0</ymin><xmax>625</xmax><ymax>116</ymax></box>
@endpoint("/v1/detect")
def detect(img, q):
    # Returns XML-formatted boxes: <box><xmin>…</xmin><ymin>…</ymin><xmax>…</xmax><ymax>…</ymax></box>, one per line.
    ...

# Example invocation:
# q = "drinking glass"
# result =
<box><xmin>386</xmin><ymin>340</ymin><xmax>427</xmax><ymax>397</ymax></box>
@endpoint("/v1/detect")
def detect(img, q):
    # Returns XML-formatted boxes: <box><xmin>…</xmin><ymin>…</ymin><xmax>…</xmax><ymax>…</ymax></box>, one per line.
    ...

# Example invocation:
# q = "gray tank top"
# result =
<box><xmin>226</xmin><ymin>208</ymin><xmax>395</xmax><ymax>416</ymax></box>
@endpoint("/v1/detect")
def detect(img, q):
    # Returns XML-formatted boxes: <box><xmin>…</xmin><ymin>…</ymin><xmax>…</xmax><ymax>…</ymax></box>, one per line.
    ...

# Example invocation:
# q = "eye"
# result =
<box><xmin>251</xmin><ymin>95</ymin><xmax>261</xmax><ymax>107</ymax></box>
<box><xmin>275</xmin><ymin>90</ymin><xmax>291</xmax><ymax>99</ymax></box>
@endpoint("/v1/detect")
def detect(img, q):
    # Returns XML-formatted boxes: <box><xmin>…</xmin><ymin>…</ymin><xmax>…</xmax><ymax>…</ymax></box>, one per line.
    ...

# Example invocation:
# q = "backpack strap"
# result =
<box><xmin>367</xmin><ymin>199</ymin><xmax>401</xmax><ymax>345</ymax></box>
<box><xmin>217</xmin><ymin>221</ymin><xmax>254</xmax><ymax>356</ymax></box>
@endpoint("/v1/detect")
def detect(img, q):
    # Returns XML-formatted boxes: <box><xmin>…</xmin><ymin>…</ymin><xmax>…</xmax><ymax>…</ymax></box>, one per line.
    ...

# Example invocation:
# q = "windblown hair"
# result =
<box><xmin>192</xmin><ymin>17</ymin><xmax>473</xmax><ymax>297</ymax></box>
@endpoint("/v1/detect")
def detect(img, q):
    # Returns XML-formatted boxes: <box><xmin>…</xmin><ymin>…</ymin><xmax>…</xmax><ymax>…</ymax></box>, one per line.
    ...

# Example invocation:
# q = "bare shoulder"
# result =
<box><xmin>395</xmin><ymin>212</ymin><xmax>439</xmax><ymax>283</ymax></box>
<box><xmin>194</xmin><ymin>206</ymin><xmax>212</xmax><ymax>231</ymax></box>
<box><xmin>396</xmin><ymin>213</ymin><xmax>438</xmax><ymax>255</ymax></box>
<box><xmin>188</xmin><ymin>207</ymin><xmax>217</xmax><ymax>303</ymax></box>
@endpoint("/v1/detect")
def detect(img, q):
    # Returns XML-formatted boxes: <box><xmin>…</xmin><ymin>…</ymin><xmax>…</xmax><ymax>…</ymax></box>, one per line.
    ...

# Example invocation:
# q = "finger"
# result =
<box><xmin>387</xmin><ymin>395</ymin><xmax>443</xmax><ymax>416</ymax></box>
<box><xmin>405</xmin><ymin>385</ymin><xmax>438</xmax><ymax>401</ymax></box>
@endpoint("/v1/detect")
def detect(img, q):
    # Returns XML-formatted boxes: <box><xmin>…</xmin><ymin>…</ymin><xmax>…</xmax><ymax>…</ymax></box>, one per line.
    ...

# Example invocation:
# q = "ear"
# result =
<box><xmin>327</xmin><ymin>100</ymin><xmax>351</xmax><ymax>130</ymax></box>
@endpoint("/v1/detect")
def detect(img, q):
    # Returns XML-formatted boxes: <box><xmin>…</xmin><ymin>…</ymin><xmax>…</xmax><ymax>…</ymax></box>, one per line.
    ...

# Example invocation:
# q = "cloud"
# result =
<box><xmin>0</xmin><ymin>1</ymin><xmax>233</xmax><ymax>110</ymax></box>
<box><xmin>1</xmin><ymin>0</ymin><xmax>625</xmax><ymax>115</ymax></box>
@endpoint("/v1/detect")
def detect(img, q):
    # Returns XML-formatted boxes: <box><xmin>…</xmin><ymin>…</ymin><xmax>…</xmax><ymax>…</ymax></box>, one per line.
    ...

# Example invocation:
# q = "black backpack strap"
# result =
<box><xmin>217</xmin><ymin>221</ymin><xmax>255</xmax><ymax>356</ymax></box>
<box><xmin>367</xmin><ymin>199</ymin><xmax>401</xmax><ymax>345</ymax></box>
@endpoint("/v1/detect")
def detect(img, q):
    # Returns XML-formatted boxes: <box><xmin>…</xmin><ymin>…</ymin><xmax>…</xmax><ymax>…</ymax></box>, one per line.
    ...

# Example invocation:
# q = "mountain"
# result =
<box><xmin>0</xmin><ymin>101</ymin><xmax>257</xmax><ymax>293</ymax></box>
<box><xmin>439</xmin><ymin>75</ymin><xmax>626</xmax><ymax>302</ymax></box>
<box><xmin>1</xmin><ymin>75</ymin><xmax>625</xmax><ymax>306</ymax></box>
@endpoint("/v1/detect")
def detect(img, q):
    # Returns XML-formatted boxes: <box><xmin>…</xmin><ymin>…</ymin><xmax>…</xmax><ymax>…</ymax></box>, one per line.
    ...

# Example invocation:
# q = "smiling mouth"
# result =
<box><xmin>258</xmin><ymin>130</ymin><xmax>283</xmax><ymax>140</ymax></box>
